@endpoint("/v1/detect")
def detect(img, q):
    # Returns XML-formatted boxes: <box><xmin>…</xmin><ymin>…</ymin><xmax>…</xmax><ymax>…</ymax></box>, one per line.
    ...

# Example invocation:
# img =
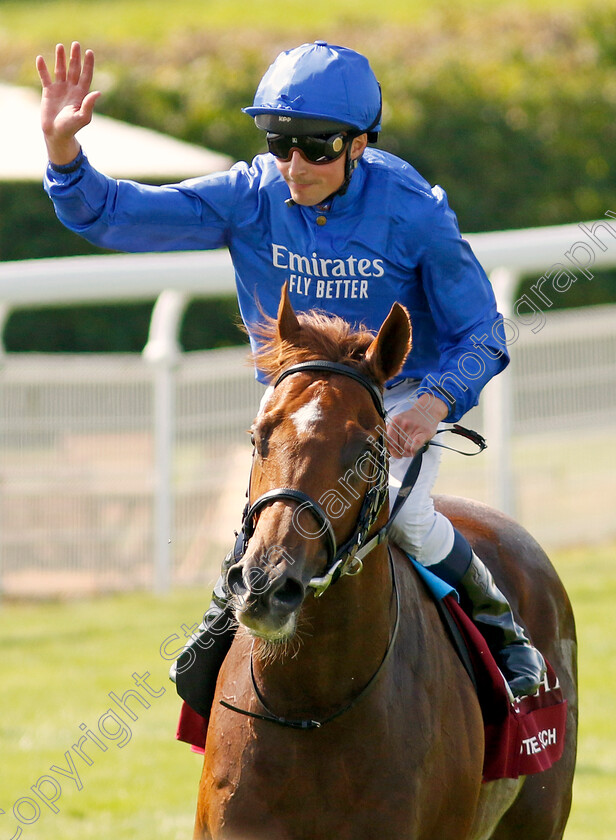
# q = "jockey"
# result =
<box><xmin>38</xmin><ymin>41</ymin><xmax>546</xmax><ymax>707</ymax></box>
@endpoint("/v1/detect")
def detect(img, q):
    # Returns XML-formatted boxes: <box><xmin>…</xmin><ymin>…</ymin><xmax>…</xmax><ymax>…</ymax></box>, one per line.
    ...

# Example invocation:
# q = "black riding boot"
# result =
<box><xmin>170</xmin><ymin>557</ymin><xmax>237</xmax><ymax>718</ymax></box>
<box><xmin>431</xmin><ymin>531</ymin><xmax>546</xmax><ymax>698</ymax></box>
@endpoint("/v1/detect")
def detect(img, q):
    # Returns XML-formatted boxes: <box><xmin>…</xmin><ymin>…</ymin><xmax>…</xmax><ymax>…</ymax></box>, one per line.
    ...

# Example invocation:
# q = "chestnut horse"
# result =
<box><xmin>193</xmin><ymin>287</ymin><xmax>577</xmax><ymax>840</ymax></box>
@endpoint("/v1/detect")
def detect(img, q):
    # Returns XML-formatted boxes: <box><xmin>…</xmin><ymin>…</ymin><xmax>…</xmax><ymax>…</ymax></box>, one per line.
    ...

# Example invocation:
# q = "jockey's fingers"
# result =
<box><xmin>80</xmin><ymin>49</ymin><xmax>96</xmax><ymax>89</ymax></box>
<box><xmin>36</xmin><ymin>55</ymin><xmax>52</xmax><ymax>88</ymax></box>
<box><xmin>67</xmin><ymin>42</ymin><xmax>82</xmax><ymax>86</ymax></box>
<box><xmin>386</xmin><ymin>423</ymin><xmax>414</xmax><ymax>458</ymax></box>
<box><xmin>391</xmin><ymin>421</ymin><xmax>415</xmax><ymax>448</ymax></box>
<box><xmin>385</xmin><ymin>422</ymin><xmax>401</xmax><ymax>448</ymax></box>
<box><xmin>54</xmin><ymin>42</ymin><xmax>67</xmax><ymax>82</ymax></box>
<box><xmin>386</xmin><ymin>417</ymin><xmax>406</xmax><ymax>439</ymax></box>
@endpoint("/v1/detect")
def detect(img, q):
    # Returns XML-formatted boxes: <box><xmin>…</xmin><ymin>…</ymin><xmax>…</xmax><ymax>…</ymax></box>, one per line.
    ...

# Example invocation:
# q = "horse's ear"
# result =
<box><xmin>277</xmin><ymin>282</ymin><xmax>301</xmax><ymax>345</ymax></box>
<box><xmin>365</xmin><ymin>303</ymin><xmax>412</xmax><ymax>383</ymax></box>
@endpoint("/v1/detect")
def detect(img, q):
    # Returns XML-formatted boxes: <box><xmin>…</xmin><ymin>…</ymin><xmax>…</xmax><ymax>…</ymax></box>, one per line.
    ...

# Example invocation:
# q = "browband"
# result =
<box><xmin>274</xmin><ymin>360</ymin><xmax>385</xmax><ymax>419</ymax></box>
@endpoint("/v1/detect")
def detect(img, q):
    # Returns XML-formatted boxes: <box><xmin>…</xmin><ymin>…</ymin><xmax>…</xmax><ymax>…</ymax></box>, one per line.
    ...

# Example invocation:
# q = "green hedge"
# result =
<box><xmin>2</xmin><ymin>5</ymin><xmax>615</xmax><ymax>350</ymax></box>
<box><xmin>4</xmin><ymin>296</ymin><xmax>245</xmax><ymax>353</ymax></box>
<box><xmin>90</xmin><ymin>9</ymin><xmax>616</xmax><ymax>232</ymax></box>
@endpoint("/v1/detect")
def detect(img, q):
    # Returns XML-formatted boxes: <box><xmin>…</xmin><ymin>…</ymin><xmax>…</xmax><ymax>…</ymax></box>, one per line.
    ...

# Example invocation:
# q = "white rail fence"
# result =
<box><xmin>0</xmin><ymin>348</ymin><xmax>264</xmax><ymax>597</ymax></box>
<box><xmin>1</xmin><ymin>216</ymin><xmax>615</xmax><ymax>596</ymax></box>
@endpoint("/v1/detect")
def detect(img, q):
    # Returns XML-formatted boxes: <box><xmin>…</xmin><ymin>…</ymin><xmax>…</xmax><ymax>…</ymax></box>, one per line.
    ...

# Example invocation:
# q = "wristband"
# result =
<box><xmin>49</xmin><ymin>148</ymin><xmax>85</xmax><ymax>174</ymax></box>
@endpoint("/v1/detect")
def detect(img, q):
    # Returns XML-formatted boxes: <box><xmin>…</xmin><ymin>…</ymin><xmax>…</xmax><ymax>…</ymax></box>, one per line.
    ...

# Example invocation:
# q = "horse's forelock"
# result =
<box><xmin>251</xmin><ymin>309</ymin><xmax>379</xmax><ymax>381</ymax></box>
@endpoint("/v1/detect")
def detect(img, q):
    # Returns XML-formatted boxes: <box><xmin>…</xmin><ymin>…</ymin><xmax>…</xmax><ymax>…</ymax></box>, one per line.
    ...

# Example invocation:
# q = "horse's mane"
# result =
<box><xmin>250</xmin><ymin>308</ymin><xmax>379</xmax><ymax>381</ymax></box>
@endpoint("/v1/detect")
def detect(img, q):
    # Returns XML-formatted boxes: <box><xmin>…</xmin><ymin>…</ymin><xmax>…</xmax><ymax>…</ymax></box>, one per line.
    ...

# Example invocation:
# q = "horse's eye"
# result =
<box><xmin>251</xmin><ymin>429</ymin><xmax>269</xmax><ymax>458</ymax></box>
<box><xmin>251</xmin><ymin>419</ymin><xmax>273</xmax><ymax>458</ymax></box>
<box><xmin>341</xmin><ymin>429</ymin><xmax>372</xmax><ymax>472</ymax></box>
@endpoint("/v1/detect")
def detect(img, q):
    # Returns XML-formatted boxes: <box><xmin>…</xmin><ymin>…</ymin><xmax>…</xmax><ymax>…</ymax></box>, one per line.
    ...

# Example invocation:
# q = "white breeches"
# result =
<box><xmin>384</xmin><ymin>379</ymin><xmax>455</xmax><ymax>567</ymax></box>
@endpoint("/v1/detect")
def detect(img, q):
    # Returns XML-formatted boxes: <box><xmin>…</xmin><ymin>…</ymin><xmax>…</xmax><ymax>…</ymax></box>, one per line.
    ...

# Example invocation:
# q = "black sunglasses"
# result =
<box><xmin>266</xmin><ymin>132</ymin><xmax>349</xmax><ymax>164</ymax></box>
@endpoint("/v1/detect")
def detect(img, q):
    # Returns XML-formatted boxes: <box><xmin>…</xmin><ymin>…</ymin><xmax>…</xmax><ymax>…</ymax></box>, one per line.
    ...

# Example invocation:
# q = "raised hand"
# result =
<box><xmin>36</xmin><ymin>41</ymin><xmax>101</xmax><ymax>165</ymax></box>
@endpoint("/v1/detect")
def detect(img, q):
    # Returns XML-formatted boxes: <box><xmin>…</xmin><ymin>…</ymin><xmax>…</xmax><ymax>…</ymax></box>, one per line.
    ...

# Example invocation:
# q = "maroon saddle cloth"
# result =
<box><xmin>442</xmin><ymin>593</ymin><xmax>567</xmax><ymax>782</ymax></box>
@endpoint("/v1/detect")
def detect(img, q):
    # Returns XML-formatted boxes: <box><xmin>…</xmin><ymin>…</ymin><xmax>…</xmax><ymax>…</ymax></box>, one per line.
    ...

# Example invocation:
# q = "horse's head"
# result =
<box><xmin>226</xmin><ymin>284</ymin><xmax>411</xmax><ymax>642</ymax></box>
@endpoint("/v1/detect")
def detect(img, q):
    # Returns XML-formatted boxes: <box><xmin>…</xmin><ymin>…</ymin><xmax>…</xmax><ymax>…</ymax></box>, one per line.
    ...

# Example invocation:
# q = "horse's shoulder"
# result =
<box><xmin>389</xmin><ymin>543</ymin><xmax>439</xmax><ymax>604</ymax></box>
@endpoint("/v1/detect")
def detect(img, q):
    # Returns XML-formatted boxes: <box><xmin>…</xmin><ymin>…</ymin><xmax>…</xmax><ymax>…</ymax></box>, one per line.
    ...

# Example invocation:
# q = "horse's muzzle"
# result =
<box><xmin>226</xmin><ymin>560</ymin><xmax>306</xmax><ymax>640</ymax></box>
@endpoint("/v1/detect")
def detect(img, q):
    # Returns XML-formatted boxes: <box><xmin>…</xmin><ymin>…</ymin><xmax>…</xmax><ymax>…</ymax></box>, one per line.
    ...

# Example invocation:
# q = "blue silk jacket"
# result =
<box><xmin>45</xmin><ymin>147</ymin><xmax>509</xmax><ymax>421</ymax></box>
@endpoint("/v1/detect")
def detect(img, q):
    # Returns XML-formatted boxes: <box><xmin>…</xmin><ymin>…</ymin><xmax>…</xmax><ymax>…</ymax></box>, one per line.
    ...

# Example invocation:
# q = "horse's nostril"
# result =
<box><xmin>271</xmin><ymin>577</ymin><xmax>304</xmax><ymax>612</ymax></box>
<box><xmin>226</xmin><ymin>565</ymin><xmax>247</xmax><ymax>599</ymax></box>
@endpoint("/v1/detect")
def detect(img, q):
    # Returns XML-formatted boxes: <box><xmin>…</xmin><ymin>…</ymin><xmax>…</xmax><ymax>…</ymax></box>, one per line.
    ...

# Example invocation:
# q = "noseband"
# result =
<box><xmin>239</xmin><ymin>360</ymin><xmax>390</xmax><ymax>597</ymax></box>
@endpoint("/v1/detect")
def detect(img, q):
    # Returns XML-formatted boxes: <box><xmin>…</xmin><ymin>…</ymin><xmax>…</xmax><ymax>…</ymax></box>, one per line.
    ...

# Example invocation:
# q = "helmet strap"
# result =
<box><xmin>325</xmin><ymin>132</ymin><xmax>364</xmax><ymax>202</ymax></box>
<box><xmin>334</xmin><ymin>147</ymin><xmax>357</xmax><ymax>197</ymax></box>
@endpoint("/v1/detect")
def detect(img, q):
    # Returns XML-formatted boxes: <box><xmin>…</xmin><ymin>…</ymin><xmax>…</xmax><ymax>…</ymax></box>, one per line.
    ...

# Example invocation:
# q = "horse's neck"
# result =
<box><xmin>251</xmin><ymin>544</ymin><xmax>394</xmax><ymax>716</ymax></box>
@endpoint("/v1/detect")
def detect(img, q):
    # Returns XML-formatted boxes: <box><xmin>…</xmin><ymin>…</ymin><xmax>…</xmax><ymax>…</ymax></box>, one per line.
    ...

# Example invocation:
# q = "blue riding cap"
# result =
<box><xmin>243</xmin><ymin>41</ymin><xmax>382</xmax><ymax>140</ymax></box>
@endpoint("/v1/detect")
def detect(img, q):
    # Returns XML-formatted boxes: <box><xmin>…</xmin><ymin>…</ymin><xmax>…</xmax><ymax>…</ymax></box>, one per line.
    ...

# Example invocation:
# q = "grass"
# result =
<box><xmin>561</xmin><ymin>542</ymin><xmax>616</xmax><ymax>840</ymax></box>
<box><xmin>0</xmin><ymin>541</ymin><xmax>614</xmax><ymax>838</ymax></box>
<box><xmin>0</xmin><ymin>588</ymin><xmax>209</xmax><ymax>838</ymax></box>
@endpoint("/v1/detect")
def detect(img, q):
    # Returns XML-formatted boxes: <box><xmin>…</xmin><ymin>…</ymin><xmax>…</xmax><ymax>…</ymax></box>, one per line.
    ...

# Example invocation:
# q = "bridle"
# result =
<box><xmin>238</xmin><ymin>360</ymin><xmax>391</xmax><ymax>598</ymax></box>
<box><xmin>221</xmin><ymin>358</ymin><xmax>486</xmax><ymax>729</ymax></box>
<box><xmin>233</xmin><ymin>358</ymin><xmax>486</xmax><ymax>598</ymax></box>
<box><xmin>221</xmin><ymin>359</ymin><xmax>400</xmax><ymax>730</ymax></box>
